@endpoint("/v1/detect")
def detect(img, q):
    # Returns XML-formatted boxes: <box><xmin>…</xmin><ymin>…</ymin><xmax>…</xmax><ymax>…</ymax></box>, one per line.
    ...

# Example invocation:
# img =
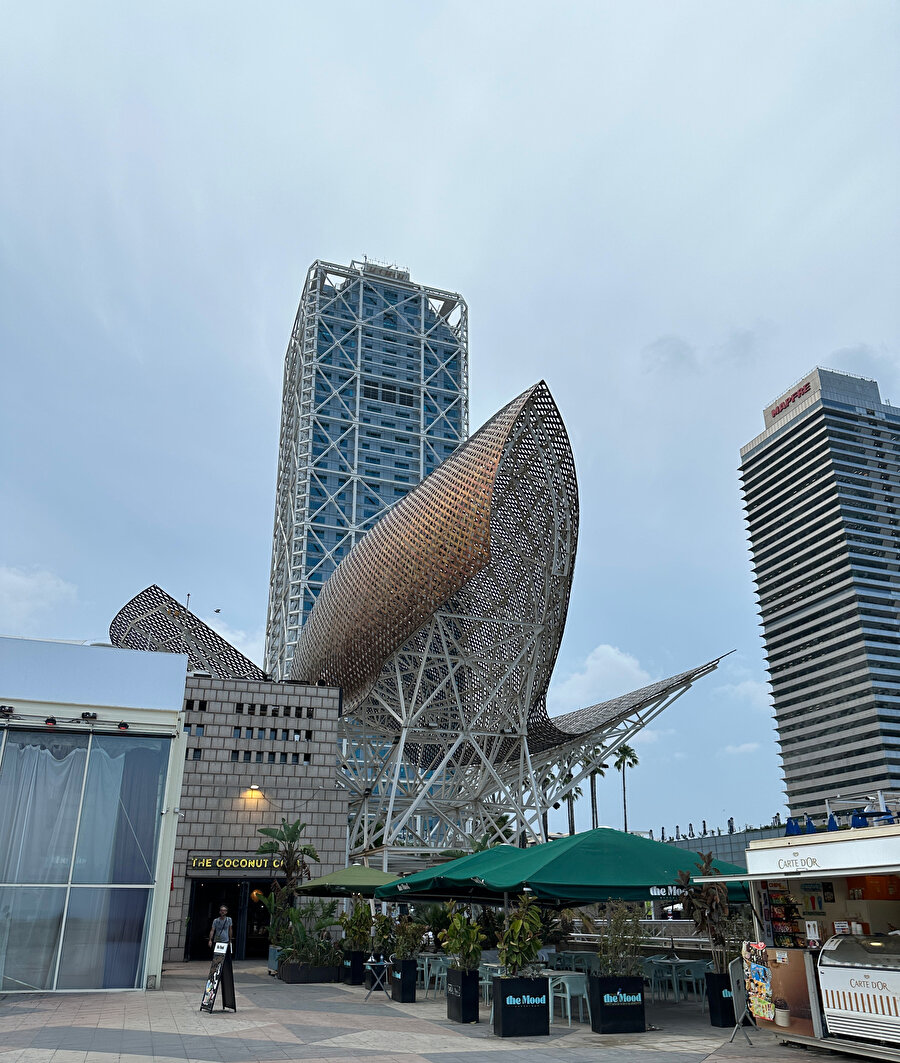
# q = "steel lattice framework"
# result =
<box><xmin>108</xmin><ymin>384</ymin><xmax>723</xmax><ymax>871</ymax></box>
<box><xmin>292</xmin><ymin>382</ymin><xmax>724</xmax><ymax>865</ymax></box>
<box><xmin>264</xmin><ymin>259</ymin><xmax>468</xmax><ymax>681</ymax></box>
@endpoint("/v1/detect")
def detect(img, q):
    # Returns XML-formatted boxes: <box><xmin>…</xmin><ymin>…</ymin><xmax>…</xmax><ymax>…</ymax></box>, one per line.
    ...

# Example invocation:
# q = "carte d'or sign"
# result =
<box><xmin>187</xmin><ymin>851</ymin><xmax>283</xmax><ymax>875</ymax></box>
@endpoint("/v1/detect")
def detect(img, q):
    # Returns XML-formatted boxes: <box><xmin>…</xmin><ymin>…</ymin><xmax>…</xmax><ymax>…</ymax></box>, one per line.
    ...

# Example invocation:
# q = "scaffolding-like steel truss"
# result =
<box><xmin>292</xmin><ymin>381</ymin><xmax>723</xmax><ymax>864</ymax></box>
<box><xmin>109</xmin><ymin>383</ymin><xmax>723</xmax><ymax>870</ymax></box>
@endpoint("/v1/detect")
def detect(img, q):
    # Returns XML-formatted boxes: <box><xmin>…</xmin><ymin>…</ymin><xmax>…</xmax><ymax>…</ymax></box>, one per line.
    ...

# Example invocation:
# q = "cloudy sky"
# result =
<box><xmin>2</xmin><ymin>2</ymin><xmax>898</xmax><ymax>838</ymax></box>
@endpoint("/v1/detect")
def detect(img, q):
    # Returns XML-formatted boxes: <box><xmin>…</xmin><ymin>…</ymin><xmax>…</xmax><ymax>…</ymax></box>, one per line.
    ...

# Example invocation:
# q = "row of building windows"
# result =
<box><xmin>231</xmin><ymin>727</ymin><xmax>313</xmax><ymax>741</ymax></box>
<box><xmin>230</xmin><ymin>749</ymin><xmax>311</xmax><ymax>764</ymax></box>
<box><xmin>184</xmin><ymin>748</ymin><xmax>313</xmax><ymax>764</ymax></box>
<box><xmin>235</xmin><ymin>703</ymin><xmax>314</xmax><ymax>718</ymax></box>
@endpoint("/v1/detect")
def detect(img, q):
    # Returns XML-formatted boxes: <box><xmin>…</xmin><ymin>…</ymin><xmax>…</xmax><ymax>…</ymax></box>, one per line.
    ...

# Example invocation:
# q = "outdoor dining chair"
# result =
<box><xmin>675</xmin><ymin>961</ymin><xmax>708</xmax><ymax>1005</ymax></box>
<box><xmin>424</xmin><ymin>954</ymin><xmax>451</xmax><ymax>998</ymax></box>
<box><xmin>478</xmin><ymin>963</ymin><xmax>495</xmax><ymax>1004</ymax></box>
<box><xmin>645</xmin><ymin>958</ymin><xmax>678</xmax><ymax>1002</ymax></box>
<box><xmin>549</xmin><ymin>972</ymin><xmax>591</xmax><ymax>1026</ymax></box>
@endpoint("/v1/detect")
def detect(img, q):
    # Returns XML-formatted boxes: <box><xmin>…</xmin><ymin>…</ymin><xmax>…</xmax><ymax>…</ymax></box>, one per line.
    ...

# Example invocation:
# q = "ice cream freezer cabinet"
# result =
<box><xmin>818</xmin><ymin>935</ymin><xmax>900</xmax><ymax>1046</ymax></box>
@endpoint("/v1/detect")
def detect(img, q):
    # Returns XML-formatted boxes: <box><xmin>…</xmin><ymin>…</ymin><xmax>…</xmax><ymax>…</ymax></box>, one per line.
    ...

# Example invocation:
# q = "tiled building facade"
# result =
<box><xmin>166</xmin><ymin>675</ymin><xmax>346</xmax><ymax>962</ymax></box>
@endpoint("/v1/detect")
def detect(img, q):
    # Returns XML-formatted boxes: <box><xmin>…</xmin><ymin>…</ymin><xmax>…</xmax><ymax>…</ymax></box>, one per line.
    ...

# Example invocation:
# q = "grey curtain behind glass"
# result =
<box><xmin>0</xmin><ymin>732</ymin><xmax>88</xmax><ymax>883</ymax></box>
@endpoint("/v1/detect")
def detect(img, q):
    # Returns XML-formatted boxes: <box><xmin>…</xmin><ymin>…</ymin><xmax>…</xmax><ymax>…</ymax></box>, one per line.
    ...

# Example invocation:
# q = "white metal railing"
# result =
<box><xmin>567</xmin><ymin>919</ymin><xmax>711</xmax><ymax>950</ymax></box>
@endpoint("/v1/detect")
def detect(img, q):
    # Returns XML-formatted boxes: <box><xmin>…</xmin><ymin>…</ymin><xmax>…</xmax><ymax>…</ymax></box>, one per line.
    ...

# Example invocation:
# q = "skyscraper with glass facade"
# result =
<box><xmin>264</xmin><ymin>259</ymin><xmax>468</xmax><ymax>680</ymax></box>
<box><xmin>740</xmin><ymin>368</ymin><xmax>900</xmax><ymax>816</ymax></box>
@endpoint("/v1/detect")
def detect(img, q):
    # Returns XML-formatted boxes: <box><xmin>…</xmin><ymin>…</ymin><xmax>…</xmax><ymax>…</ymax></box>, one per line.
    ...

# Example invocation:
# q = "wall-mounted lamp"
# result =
<box><xmin>117</xmin><ymin>721</ymin><xmax>129</xmax><ymax>730</ymax></box>
<box><xmin>45</xmin><ymin>716</ymin><xmax>57</xmax><ymax>727</ymax></box>
<box><xmin>249</xmin><ymin>784</ymin><xmax>261</xmax><ymax>791</ymax></box>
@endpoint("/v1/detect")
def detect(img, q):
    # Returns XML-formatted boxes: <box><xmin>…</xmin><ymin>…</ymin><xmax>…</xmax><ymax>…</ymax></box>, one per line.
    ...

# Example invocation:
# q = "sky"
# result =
<box><xmin>2</xmin><ymin>1</ymin><xmax>898</xmax><ymax>840</ymax></box>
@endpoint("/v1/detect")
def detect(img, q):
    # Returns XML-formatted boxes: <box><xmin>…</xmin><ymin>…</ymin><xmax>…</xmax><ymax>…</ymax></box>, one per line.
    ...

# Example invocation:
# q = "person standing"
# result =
<box><xmin>208</xmin><ymin>905</ymin><xmax>234</xmax><ymax>953</ymax></box>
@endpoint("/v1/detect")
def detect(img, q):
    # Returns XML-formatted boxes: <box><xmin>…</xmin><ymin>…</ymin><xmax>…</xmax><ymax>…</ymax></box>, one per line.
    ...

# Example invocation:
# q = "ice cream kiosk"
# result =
<box><xmin>710</xmin><ymin>821</ymin><xmax>900</xmax><ymax>1061</ymax></box>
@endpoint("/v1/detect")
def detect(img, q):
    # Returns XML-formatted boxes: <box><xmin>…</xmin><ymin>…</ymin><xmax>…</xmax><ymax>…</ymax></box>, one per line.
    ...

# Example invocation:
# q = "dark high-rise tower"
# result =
<box><xmin>740</xmin><ymin>369</ymin><xmax>900</xmax><ymax>815</ymax></box>
<box><xmin>265</xmin><ymin>259</ymin><xmax>468</xmax><ymax>680</ymax></box>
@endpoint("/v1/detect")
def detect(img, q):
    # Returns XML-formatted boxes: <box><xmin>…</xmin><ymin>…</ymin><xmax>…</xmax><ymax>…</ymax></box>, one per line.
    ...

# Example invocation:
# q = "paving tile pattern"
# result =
<box><xmin>0</xmin><ymin>962</ymin><xmax>840</xmax><ymax>1063</ymax></box>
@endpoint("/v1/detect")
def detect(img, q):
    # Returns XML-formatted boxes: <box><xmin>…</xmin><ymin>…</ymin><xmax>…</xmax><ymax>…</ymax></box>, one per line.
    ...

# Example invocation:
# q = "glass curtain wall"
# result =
<box><xmin>0</xmin><ymin>729</ymin><xmax>170</xmax><ymax>991</ymax></box>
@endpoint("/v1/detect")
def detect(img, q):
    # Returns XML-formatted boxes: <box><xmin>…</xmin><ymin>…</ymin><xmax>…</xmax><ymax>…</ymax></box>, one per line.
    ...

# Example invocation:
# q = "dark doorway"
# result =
<box><xmin>184</xmin><ymin>879</ymin><xmax>271</xmax><ymax>961</ymax></box>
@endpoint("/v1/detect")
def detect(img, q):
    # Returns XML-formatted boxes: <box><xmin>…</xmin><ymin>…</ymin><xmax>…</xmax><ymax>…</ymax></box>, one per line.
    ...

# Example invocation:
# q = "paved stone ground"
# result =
<box><xmin>0</xmin><ymin>961</ymin><xmax>845</xmax><ymax>1063</ymax></box>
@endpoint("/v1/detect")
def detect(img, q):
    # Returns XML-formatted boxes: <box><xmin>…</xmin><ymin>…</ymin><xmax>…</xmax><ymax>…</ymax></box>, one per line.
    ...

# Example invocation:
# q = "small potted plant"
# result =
<box><xmin>588</xmin><ymin>899</ymin><xmax>646</xmax><ymax>1034</ymax></box>
<box><xmin>365</xmin><ymin>913</ymin><xmax>395</xmax><ymax>988</ymax></box>
<box><xmin>277</xmin><ymin>900</ymin><xmax>342</xmax><ymax>983</ymax></box>
<box><xmin>774</xmin><ymin>997</ymin><xmax>791</xmax><ymax>1027</ymax></box>
<box><xmin>677</xmin><ymin>853</ymin><xmax>734</xmax><ymax>1028</ymax></box>
<box><xmin>339</xmin><ymin>901</ymin><xmax>372</xmax><ymax>985</ymax></box>
<box><xmin>391</xmin><ymin>916</ymin><xmax>425</xmax><ymax>1002</ymax></box>
<box><xmin>493</xmin><ymin>895</ymin><xmax>549</xmax><ymax>1037</ymax></box>
<box><xmin>439</xmin><ymin>905</ymin><xmax>485</xmax><ymax>1023</ymax></box>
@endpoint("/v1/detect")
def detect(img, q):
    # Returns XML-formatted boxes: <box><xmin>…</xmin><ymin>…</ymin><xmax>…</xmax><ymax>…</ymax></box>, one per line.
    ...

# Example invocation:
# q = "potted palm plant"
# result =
<box><xmin>338</xmin><ymin>901</ymin><xmax>372</xmax><ymax>985</ymax></box>
<box><xmin>278</xmin><ymin>901</ymin><xmax>343</xmax><ymax>983</ymax></box>
<box><xmin>256</xmin><ymin>819</ymin><xmax>320</xmax><ymax>977</ymax></box>
<box><xmin>391</xmin><ymin>916</ymin><xmax>425</xmax><ymax>1002</ymax></box>
<box><xmin>677</xmin><ymin>853</ymin><xmax>734</xmax><ymax>1027</ymax></box>
<box><xmin>588</xmin><ymin>899</ymin><xmax>646</xmax><ymax>1033</ymax></box>
<box><xmin>493</xmin><ymin>895</ymin><xmax>549</xmax><ymax>1037</ymax></box>
<box><xmin>439</xmin><ymin>905</ymin><xmax>485</xmax><ymax>1023</ymax></box>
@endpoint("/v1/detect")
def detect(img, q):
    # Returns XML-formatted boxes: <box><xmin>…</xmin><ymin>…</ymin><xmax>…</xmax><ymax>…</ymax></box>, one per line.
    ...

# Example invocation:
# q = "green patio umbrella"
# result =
<box><xmin>374</xmin><ymin>844</ymin><xmax>523</xmax><ymax>903</ymax></box>
<box><xmin>375</xmin><ymin>829</ymin><xmax>747</xmax><ymax>905</ymax></box>
<box><xmin>297</xmin><ymin>864</ymin><xmax>401</xmax><ymax>897</ymax></box>
<box><xmin>480</xmin><ymin>828</ymin><xmax>748</xmax><ymax>904</ymax></box>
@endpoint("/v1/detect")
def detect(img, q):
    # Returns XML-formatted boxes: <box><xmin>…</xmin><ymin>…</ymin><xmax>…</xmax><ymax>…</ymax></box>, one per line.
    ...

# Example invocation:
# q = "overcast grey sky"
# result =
<box><xmin>2</xmin><ymin>1</ymin><xmax>898</xmax><ymax>838</ymax></box>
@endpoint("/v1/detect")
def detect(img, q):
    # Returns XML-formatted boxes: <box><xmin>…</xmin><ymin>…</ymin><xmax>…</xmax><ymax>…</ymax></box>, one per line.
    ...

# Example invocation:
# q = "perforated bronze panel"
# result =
<box><xmin>291</xmin><ymin>385</ymin><xmax>543</xmax><ymax>701</ymax></box>
<box><xmin>293</xmin><ymin>381</ymin><xmax>583</xmax><ymax>766</ymax></box>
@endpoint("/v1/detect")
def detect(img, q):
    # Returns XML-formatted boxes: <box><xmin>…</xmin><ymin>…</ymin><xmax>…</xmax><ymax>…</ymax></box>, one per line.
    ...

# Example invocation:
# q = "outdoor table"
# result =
<box><xmin>649</xmin><ymin>958</ymin><xmax>687</xmax><ymax>1003</ymax></box>
<box><xmin>363</xmin><ymin>960</ymin><xmax>391</xmax><ymax>1001</ymax></box>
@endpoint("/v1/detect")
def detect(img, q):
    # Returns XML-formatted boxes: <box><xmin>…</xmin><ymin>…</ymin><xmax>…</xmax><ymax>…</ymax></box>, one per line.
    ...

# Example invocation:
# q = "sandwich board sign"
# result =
<box><xmin>200</xmin><ymin>942</ymin><xmax>236</xmax><ymax>1012</ymax></box>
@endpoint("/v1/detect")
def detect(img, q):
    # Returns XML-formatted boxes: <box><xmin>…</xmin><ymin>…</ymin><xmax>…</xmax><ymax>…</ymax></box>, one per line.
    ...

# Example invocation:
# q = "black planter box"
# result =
<box><xmin>447</xmin><ymin>967</ymin><xmax>479</xmax><ymax>1023</ymax></box>
<box><xmin>706</xmin><ymin>972</ymin><xmax>735</xmax><ymax>1028</ymax></box>
<box><xmin>281</xmin><ymin>963</ymin><xmax>342</xmax><ymax>984</ymax></box>
<box><xmin>588</xmin><ymin>975</ymin><xmax>646</xmax><ymax>1034</ymax></box>
<box><xmin>391</xmin><ymin>958</ymin><xmax>417</xmax><ymax>1002</ymax></box>
<box><xmin>492</xmin><ymin>976</ymin><xmax>549</xmax><ymax>1038</ymax></box>
<box><xmin>342</xmin><ymin>950</ymin><xmax>365</xmax><ymax>985</ymax></box>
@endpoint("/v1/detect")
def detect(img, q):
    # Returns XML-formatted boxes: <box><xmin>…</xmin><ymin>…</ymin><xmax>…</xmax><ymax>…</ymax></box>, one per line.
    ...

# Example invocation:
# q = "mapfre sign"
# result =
<box><xmin>770</xmin><ymin>380</ymin><xmax>811</xmax><ymax>420</ymax></box>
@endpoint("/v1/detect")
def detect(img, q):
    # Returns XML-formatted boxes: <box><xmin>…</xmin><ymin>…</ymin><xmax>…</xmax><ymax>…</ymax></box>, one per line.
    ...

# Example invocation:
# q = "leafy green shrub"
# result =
<box><xmin>497</xmin><ymin>895</ymin><xmax>543</xmax><ymax>976</ymax></box>
<box><xmin>594</xmin><ymin>899</ymin><xmax>644</xmax><ymax>977</ymax></box>
<box><xmin>439</xmin><ymin>906</ymin><xmax>486</xmax><ymax>971</ymax></box>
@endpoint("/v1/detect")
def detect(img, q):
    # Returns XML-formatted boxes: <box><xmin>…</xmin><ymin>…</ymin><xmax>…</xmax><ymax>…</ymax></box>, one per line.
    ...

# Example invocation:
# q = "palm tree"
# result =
<box><xmin>614</xmin><ymin>744</ymin><xmax>639</xmax><ymax>833</ymax></box>
<box><xmin>257</xmin><ymin>818</ymin><xmax>320</xmax><ymax>897</ymax></box>
<box><xmin>558</xmin><ymin>765</ymin><xmax>583</xmax><ymax>836</ymax></box>
<box><xmin>587</xmin><ymin>751</ymin><xmax>609</xmax><ymax>830</ymax></box>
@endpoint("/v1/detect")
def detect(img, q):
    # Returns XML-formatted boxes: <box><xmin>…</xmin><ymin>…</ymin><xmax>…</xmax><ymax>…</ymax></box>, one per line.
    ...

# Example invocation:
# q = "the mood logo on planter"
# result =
<box><xmin>603</xmin><ymin>991</ymin><xmax>642</xmax><ymax>1005</ymax></box>
<box><xmin>505</xmin><ymin>994</ymin><xmax>547</xmax><ymax>1006</ymax></box>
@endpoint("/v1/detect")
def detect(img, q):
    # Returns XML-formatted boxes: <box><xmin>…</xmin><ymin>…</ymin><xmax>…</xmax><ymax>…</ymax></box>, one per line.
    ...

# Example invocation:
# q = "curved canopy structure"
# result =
<box><xmin>292</xmin><ymin>382</ymin><xmax>723</xmax><ymax>862</ymax></box>
<box><xmin>108</xmin><ymin>383</ymin><xmax>724</xmax><ymax>870</ymax></box>
<box><xmin>109</xmin><ymin>584</ymin><xmax>265</xmax><ymax>681</ymax></box>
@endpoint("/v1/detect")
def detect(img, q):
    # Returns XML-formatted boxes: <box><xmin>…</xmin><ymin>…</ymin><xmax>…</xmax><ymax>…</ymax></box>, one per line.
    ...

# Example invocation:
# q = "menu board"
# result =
<box><xmin>742</xmin><ymin>942</ymin><xmax>774</xmax><ymax>1021</ymax></box>
<box><xmin>200</xmin><ymin>944</ymin><xmax>236</xmax><ymax>1013</ymax></box>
